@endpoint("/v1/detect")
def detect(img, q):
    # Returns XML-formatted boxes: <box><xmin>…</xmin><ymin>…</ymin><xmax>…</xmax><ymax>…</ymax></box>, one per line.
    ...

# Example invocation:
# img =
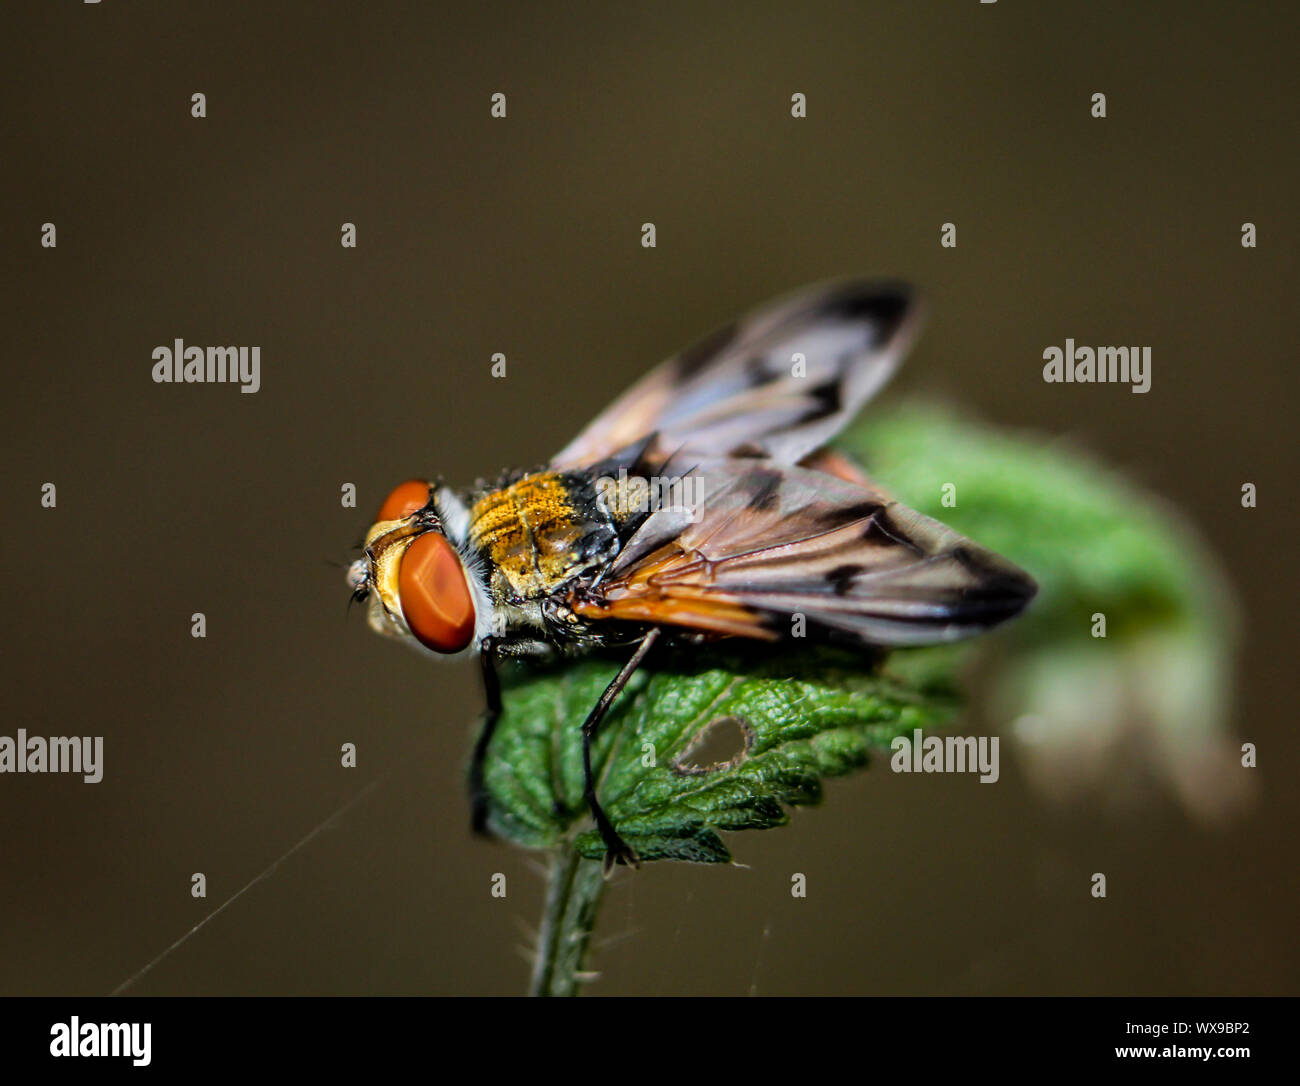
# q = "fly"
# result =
<box><xmin>347</xmin><ymin>280</ymin><xmax>1037</xmax><ymax>871</ymax></box>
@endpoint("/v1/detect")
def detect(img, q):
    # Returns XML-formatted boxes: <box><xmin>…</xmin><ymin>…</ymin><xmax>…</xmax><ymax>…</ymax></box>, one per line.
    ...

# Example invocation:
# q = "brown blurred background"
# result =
<box><xmin>1</xmin><ymin>1</ymin><xmax>1295</xmax><ymax>996</ymax></box>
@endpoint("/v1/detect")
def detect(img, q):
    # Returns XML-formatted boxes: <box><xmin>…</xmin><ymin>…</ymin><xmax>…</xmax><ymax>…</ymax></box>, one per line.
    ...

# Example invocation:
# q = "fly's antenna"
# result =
<box><xmin>346</xmin><ymin>581</ymin><xmax>370</xmax><ymax>618</ymax></box>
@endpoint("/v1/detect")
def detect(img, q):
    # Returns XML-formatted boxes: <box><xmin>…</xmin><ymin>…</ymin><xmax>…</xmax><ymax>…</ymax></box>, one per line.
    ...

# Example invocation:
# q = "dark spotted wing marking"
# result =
<box><xmin>551</xmin><ymin>280</ymin><xmax>920</xmax><ymax>471</ymax></box>
<box><xmin>569</xmin><ymin>460</ymin><xmax>1036</xmax><ymax>647</ymax></box>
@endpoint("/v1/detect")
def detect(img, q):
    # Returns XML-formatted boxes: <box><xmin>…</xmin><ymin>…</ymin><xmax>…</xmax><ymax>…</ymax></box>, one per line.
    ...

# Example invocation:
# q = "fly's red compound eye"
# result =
<box><xmin>377</xmin><ymin>479</ymin><xmax>431</xmax><ymax>522</ymax></box>
<box><xmin>398</xmin><ymin>532</ymin><xmax>476</xmax><ymax>653</ymax></box>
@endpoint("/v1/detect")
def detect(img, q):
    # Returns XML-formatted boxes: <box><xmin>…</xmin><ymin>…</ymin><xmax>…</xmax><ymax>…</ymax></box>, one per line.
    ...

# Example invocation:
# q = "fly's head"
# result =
<box><xmin>347</xmin><ymin>479</ymin><xmax>484</xmax><ymax>658</ymax></box>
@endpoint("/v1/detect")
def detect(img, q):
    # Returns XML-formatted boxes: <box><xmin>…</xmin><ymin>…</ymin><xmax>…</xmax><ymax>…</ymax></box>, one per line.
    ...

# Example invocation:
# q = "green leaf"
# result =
<box><xmin>841</xmin><ymin>402</ymin><xmax>1240</xmax><ymax>817</ymax></box>
<box><xmin>481</xmin><ymin>400</ymin><xmax>1237</xmax><ymax>863</ymax></box>
<box><xmin>839</xmin><ymin>401</ymin><xmax>1232</xmax><ymax>646</ymax></box>
<box><xmin>482</xmin><ymin>644</ymin><xmax>959</xmax><ymax>864</ymax></box>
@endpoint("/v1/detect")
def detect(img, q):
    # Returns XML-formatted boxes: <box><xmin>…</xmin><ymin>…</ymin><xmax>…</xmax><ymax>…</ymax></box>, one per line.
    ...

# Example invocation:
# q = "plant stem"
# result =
<box><xmin>529</xmin><ymin>846</ymin><xmax>606</xmax><ymax>997</ymax></box>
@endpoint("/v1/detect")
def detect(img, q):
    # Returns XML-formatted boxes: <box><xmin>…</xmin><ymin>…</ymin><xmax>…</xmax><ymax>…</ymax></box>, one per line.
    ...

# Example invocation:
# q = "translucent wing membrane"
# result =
<box><xmin>570</xmin><ymin>460</ymin><xmax>1036</xmax><ymax>647</ymax></box>
<box><xmin>551</xmin><ymin>280</ymin><xmax>920</xmax><ymax>470</ymax></box>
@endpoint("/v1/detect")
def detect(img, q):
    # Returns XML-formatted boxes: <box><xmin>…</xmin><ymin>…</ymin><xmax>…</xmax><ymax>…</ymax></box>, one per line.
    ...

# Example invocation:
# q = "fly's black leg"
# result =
<box><xmin>469</xmin><ymin>636</ymin><xmax>502</xmax><ymax>836</ymax></box>
<box><xmin>582</xmin><ymin>628</ymin><xmax>660</xmax><ymax>874</ymax></box>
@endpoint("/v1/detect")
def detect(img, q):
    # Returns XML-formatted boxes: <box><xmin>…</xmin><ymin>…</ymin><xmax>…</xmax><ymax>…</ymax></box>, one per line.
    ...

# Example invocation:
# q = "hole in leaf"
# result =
<box><xmin>672</xmin><ymin>715</ymin><xmax>754</xmax><ymax>776</ymax></box>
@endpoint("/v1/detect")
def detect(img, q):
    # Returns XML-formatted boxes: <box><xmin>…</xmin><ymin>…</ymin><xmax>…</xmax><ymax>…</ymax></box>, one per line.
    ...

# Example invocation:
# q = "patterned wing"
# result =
<box><xmin>570</xmin><ymin>460</ymin><xmax>1036</xmax><ymax>647</ymax></box>
<box><xmin>551</xmin><ymin>280</ymin><xmax>920</xmax><ymax>470</ymax></box>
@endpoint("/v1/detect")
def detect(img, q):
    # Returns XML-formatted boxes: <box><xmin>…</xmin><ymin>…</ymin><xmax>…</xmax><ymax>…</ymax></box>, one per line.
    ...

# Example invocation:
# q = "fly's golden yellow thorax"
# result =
<box><xmin>468</xmin><ymin>471</ymin><xmax>618</xmax><ymax>602</ymax></box>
